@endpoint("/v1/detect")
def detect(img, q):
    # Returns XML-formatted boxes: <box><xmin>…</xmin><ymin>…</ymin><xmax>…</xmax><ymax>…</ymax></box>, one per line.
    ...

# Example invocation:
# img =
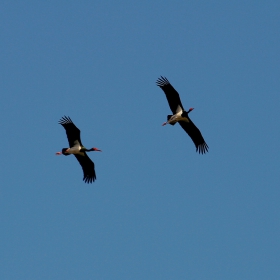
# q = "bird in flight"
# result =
<box><xmin>56</xmin><ymin>116</ymin><xmax>101</xmax><ymax>183</ymax></box>
<box><xmin>156</xmin><ymin>76</ymin><xmax>208</xmax><ymax>154</ymax></box>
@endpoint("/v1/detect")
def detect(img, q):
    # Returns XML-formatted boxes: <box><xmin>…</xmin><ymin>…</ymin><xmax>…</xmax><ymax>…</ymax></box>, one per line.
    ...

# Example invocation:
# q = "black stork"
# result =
<box><xmin>156</xmin><ymin>76</ymin><xmax>209</xmax><ymax>154</ymax></box>
<box><xmin>56</xmin><ymin>116</ymin><xmax>101</xmax><ymax>183</ymax></box>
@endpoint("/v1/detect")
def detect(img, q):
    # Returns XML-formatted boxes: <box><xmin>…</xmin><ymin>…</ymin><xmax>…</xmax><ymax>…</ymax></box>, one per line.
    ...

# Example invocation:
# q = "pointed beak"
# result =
<box><xmin>93</xmin><ymin>148</ymin><xmax>102</xmax><ymax>152</ymax></box>
<box><xmin>162</xmin><ymin>122</ymin><xmax>167</xmax><ymax>126</ymax></box>
<box><xmin>56</xmin><ymin>152</ymin><xmax>62</xmax><ymax>155</ymax></box>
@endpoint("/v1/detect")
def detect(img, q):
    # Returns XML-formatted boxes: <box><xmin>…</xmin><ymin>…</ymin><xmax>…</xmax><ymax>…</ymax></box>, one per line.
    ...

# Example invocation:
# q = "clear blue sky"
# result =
<box><xmin>1</xmin><ymin>1</ymin><xmax>280</xmax><ymax>279</ymax></box>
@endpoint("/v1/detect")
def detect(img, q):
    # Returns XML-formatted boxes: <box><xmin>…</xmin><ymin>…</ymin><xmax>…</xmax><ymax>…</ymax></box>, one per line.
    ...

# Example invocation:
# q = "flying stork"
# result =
<box><xmin>56</xmin><ymin>116</ymin><xmax>101</xmax><ymax>183</ymax></box>
<box><xmin>156</xmin><ymin>76</ymin><xmax>209</xmax><ymax>154</ymax></box>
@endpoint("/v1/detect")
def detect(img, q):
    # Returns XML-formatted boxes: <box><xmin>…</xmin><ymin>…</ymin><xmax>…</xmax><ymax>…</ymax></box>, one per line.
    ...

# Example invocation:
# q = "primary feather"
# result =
<box><xmin>156</xmin><ymin>76</ymin><xmax>184</xmax><ymax>114</ymax></box>
<box><xmin>74</xmin><ymin>154</ymin><xmax>96</xmax><ymax>183</ymax></box>
<box><xmin>58</xmin><ymin>116</ymin><xmax>82</xmax><ymax>148</ymax></box>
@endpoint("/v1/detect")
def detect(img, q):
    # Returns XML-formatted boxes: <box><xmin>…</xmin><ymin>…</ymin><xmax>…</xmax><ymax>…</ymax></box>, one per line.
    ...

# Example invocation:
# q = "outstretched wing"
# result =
<box><xmin>179</xmin><ymin>119</ymin><xmax>209</xmax><ymax>154</ymax></box>
<box><xmin>156</xmin><ymin>76</ymin><xmax>185</xmax><ymax>114</ymax></box>
<box><xmin>74</xmin><ymin>154</ymin><xmax>96</xmax><ymax>183</ymax></box>
<box><xmin>59</xmin><ymin>116</ymin><xmax>83</xmax><ymax>147</ymax></box>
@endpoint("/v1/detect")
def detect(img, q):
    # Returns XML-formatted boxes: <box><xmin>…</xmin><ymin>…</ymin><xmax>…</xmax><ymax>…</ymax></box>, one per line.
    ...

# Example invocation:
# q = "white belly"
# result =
<box><xmin>169</xmin><ymin>112</ymin><xmax>189</xmax><ymax>124</ymax></box>
<box><xmin>67</xmin><ymin>140</ymin><xmax>82</xmax><ymax>154</ymax></box>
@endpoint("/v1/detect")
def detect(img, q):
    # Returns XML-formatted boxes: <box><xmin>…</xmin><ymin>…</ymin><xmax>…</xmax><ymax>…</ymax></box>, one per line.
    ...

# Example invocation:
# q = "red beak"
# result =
<box><xmin>93</xmin><ymin>148</ymin><xmax>102</xmax><ymax>152</ymax></box>
<box><xmin>56</xmin><ymin>152</ymin><xmax>62</xmax><ymax>155</ymax></box>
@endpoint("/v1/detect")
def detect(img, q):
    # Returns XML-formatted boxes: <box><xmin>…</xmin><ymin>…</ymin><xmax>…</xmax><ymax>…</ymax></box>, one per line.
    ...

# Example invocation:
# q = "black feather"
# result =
<box><xmin>179</xmin><ymin>119</ymin><xmax>208</xmax><ymax>154</ymax></box>
<box><xmin>74</xmin><ymin>154</ymin><xmax>96</xmax><ymax>183</ymax></box>
<box><xmin>59</xmin><ymin>116</ymin><xmax>82</xmax><ymax>147</ymax></box>
<box><xmin>156</xmin><ymin>76</ymin><xmax>185</xmax><ymax>114</ymax></box>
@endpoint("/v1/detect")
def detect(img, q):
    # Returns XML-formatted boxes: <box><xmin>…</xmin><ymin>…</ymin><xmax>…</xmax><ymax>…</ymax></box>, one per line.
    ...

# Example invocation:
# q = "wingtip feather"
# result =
<box><xmin>83</xmin><ymin>175</ymin><xmax>96</xmax><ymax>184</ymax></box>
<box><xmin>58</xmin><ymin>116</ymin><xmax>73</xmax><ymax>125</ymax></box>
<box><xmin>196</xmin><ymin>143</ymin><xmax>209</xmax><ymax>154</ymax></box>
<box><xmin>156</xmin><ymin>76</ymin><xmax>170</xmax><ymax>87</ymax></box>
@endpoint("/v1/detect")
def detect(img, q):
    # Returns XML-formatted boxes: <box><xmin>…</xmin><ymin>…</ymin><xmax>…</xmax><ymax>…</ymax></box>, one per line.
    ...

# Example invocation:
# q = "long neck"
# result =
<box><xmin>81</xmin><ymin>147</ymin><xmax>92</xmax><ymax>152</ymax></box>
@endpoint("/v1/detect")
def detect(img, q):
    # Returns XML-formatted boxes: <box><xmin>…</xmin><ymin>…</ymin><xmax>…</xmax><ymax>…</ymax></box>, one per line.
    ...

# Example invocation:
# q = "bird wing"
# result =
<box><xmin>178</xmin><ymin>119</ymin><xmax>209</xmax><ymax>154</ymax></box>
<box><xmin>74</xmin><ymin>153</ymin><xmax>96</xmax><ymax>183</ymax></box>
<box><xmin>59</xmin><ymin>116</ymin><xmax>83</xmax><ymax>147</ymax></box>
<box><xmin>156</xmin><ymin>76</ymin><xmax>185</xmax><ymax>114</ymax></box>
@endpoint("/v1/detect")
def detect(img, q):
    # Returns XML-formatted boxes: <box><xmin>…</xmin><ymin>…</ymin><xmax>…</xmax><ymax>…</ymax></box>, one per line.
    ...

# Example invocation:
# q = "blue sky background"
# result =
<box><xmin>1</xmin><ymin>1</ymin><xmax>280</xmax><ymax>279</ymax></box>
